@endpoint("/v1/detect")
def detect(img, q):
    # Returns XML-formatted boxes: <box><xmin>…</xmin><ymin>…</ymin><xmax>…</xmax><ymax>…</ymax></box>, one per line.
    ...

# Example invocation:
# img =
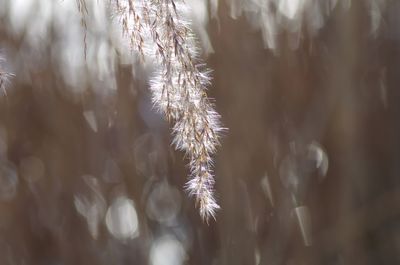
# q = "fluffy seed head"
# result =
<box><xmin>111</xmin><ymin>0</ymin><xmax>223</xmax><ymax>221</ymax></box>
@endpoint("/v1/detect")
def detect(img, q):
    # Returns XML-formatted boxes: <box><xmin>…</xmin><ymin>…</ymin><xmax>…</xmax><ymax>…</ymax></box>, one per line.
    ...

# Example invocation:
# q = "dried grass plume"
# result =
<box><xmin>111</xmin><ymin>0</ymin><xmax>223</xmax><ymax>221</ymax></box>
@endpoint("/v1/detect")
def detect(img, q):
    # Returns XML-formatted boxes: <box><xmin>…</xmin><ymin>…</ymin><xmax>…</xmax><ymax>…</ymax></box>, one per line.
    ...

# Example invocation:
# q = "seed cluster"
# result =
<box><xmin>112</xmin><ymin>0</ymin><xmax>223</xmax><ymax>221</ymax></box>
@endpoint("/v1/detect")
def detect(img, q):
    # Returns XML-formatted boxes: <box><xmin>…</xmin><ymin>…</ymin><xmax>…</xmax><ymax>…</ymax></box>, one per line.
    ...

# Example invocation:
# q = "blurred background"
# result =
<box><xmin>0</xmin><ymin>0</ymin><xmax>399</xmax><ymax>264</ymax></box>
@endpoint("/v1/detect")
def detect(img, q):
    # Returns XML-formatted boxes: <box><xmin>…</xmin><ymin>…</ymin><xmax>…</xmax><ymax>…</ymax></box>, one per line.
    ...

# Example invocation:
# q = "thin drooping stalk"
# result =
<box><xmin>112</xmin><ymin>0</ymin><xmax>223</xmax><ymax>221</ymax></box>
<box><xmin>76</xmin><ymin>0</ymin><xmax>89</xmax><ymax>58</ymax></box>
